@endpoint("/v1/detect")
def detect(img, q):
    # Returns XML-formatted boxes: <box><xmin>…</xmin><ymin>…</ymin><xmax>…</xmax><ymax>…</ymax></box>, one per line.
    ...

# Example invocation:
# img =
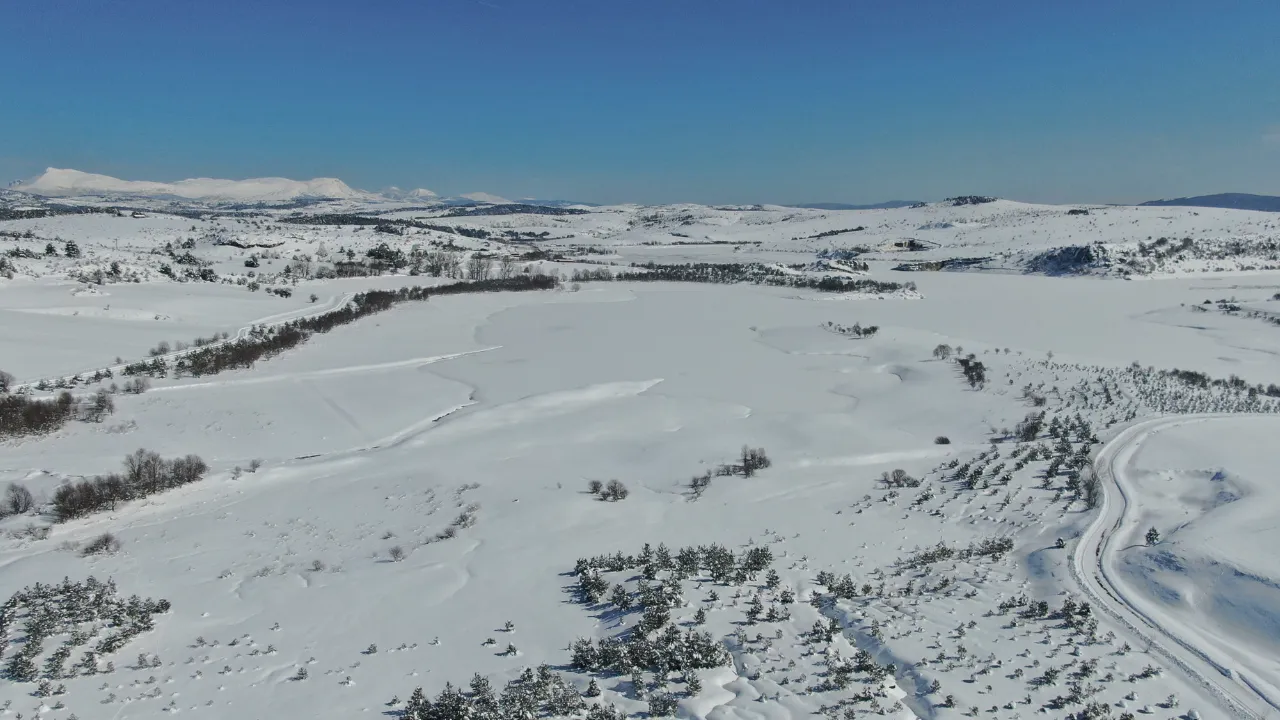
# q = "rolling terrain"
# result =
<box><xmin>2</xmin><ymin>174</ymin><xmax>1280</xmax><ymax>720</ymax></box>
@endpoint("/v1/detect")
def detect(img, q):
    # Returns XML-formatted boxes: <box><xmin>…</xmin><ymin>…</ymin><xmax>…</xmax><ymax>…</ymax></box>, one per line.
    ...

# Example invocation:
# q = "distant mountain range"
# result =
<box><xmin>9</xmin><ymin>168</ymin><xmax>521</xmax><ymax>207</ymax></box>
<box><xmin>13</xmin><ymin>168</ymin><xmax>385</xmax><ymax>203</ymax></box>
<box><xmin>1139</xmin><ymin>193</ymin><xmax>1280</xmax><ymax>212</ymax></box>
<box><xmin>788</xmin><ymin>201</ymin><xmax>921</xmax><ymax>210</ymax></box>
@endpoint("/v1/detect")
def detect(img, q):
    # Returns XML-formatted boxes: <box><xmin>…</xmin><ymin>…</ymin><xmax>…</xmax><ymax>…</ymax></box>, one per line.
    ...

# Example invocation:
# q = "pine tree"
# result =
<box><xmin>585</xmin><ymin>678</ymin><xmax>601</xmax><ymax>697</ymax></box>
<box><xmin>433</xmin><ymin>682</ymin><xmax>470</xmax><ymax>720</ymax></box>
<box><xmin>470</xmin><ymin>673</ymin><xmax>500</xmax><ymax>720</ymax></box>
<box><xmin>403</xmin><ymin>687</ymin><xmax>431</xmax><ymax>720</ymax></box>
<box><xmin>610</xmin><ymin>584</ymin><xmax>632</xmax><ymax>611</ymax></box>
<box><xmin>1145</xmin><ymin>527</ymin><xmax>1160</xmax><ymax>546</ymax></box>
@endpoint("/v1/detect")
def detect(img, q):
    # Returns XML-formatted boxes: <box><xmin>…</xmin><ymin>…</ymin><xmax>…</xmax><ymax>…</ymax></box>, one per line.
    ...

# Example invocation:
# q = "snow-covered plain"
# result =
<box><xmin>3</xmin><ymin>183</ymin><xmax>1280</xmax><ymax>720</ymax></box>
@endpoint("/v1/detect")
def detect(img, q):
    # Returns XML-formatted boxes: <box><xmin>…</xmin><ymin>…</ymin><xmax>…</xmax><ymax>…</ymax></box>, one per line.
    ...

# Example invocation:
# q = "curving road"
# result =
<box><xmin>1071</xmin><ymin>413</ymin><xmax>1280</xmax><ymax>719</ymax></box>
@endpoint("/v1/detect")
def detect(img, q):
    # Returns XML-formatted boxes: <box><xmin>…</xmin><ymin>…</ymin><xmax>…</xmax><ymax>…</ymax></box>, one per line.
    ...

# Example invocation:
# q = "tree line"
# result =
<box><xmin>119</xmin><ymin>275</ymin><xmax>558</xmax><ymax>380</ymax></box>
<box><xmin>0</xmin><ymin>387</ymin><xmax>115</xmax><ymax>439</ymax></box>
<box><xmin>52</xmin><ymin>449</ymin><xmax>209</xmax><ymax>522</ymax></box>
<box><xmin>612</xmin><ymin>262</ymin><xmax>911</xmax><ymax>295</ymax></box>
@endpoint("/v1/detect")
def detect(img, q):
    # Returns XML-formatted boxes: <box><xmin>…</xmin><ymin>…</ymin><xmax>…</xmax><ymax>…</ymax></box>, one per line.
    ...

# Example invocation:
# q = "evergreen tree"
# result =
<box><xmin>764</xmin><ymin>569</ymin><xmax>780</xmax><ymax>590</ymax></box>
<box><xmin>469</xmin><ymin>674</ymin><xmax>500</xmax><ymax>720</ymax></box>
<box><xmin>431</xmin><ymin>682</ymin><xmax>470</xmax><ymax>720</ymax></box>
<box><xmin>610</xmin><ymin>584</ymin><xmax>632</xmax><ymax>611</ymax></box>
<box><xmin>404</xmin><ymin>687</ymin><xmax>431</xmax><ymax>720</ymax></box>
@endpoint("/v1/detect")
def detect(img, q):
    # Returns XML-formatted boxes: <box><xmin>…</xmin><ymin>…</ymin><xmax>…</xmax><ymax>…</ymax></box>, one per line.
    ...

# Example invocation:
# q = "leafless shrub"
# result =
<box><xmin>880</xmin><ymin>469</ymin><xmax>921</xmax><ymax>488</ymax></box>
<box><xmin>81</xmin><ymin>532</ymin><xmax>122</xmax><ymax>556</ymax></box>
<box><xmin>601</xmin><ymin>479</ymin><xmax>630</xmax><ymax>501</ymax></box>
<box><xmin>4</xmin><ymin>482</ymin><xmax>34</xmax><ymax>515</ymax></box>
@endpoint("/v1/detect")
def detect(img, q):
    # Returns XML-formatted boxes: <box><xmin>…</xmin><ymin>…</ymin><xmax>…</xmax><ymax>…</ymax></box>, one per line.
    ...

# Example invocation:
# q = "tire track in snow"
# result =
<box><xmin>147</xmin><ymin>348</ymin><xmax>498</xmax><ymax>392</ymax></box>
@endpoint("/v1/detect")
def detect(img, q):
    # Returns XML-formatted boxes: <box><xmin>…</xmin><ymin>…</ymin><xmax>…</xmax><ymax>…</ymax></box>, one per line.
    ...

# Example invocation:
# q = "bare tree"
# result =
<box><xmin>4</xmin><ymin>483</ymin><xmax>34</xmax><ymax>515</ymax></box>
<box><xmin>602</xmin><ymin>479</ymin><xmax>629</xmax><ymax>501</ymax></box>
<box><xmin>499</xmin><ymin>256</ymin><xmax>518</xmax><ymax>280</ymax></box>
<box><xmin>0</xmin><ymin>369</ymin><xmax>13</xmax><ymax>393</ymax></box>
<box><xmin>932</xmin><ymin>344</ymin><xmax>953</xmax><ymax>361</ymax></box>
<box><xmin>467</xmin><ymin>254</ymin><xmax>493</xmax><ymax>281</ymax></box>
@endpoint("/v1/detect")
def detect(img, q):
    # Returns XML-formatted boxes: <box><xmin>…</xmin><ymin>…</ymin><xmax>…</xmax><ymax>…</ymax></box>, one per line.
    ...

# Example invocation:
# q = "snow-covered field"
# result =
<box><xmin>3</xmin><ymin>182</ymin><xmax>1280</xmax><ymax>720</ymax></box>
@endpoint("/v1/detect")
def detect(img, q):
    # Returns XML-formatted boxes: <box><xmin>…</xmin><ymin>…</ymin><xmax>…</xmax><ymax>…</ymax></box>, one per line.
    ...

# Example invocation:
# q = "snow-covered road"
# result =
<box><xmin>1071</xmin><ymin>414</ymin><xmax>1280</xmax><ymax>719</ymax></box>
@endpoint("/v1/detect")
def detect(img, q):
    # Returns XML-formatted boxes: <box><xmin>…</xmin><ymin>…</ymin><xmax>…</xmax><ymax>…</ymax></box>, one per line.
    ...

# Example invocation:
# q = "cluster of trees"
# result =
<box><xmin>612</xmin><ymin>262</ymin><xmax>911</xmax><ymax>295</ymax></box>
<box><xmin>1114</xmin><ymin>234</ymin><xmax>1280</xmax><ymax>275</ymax></box>
<box><xmin>1161</xmin><ymin>367</ymin><xmax>1280</xmax><ymax>398</ymax></box>
<box><xmin>822</xmin><ymin>321</ymin><xmax>879</xmax><ymax>338</ymax></box>
<box><xmin>575</xmin><ymin>541</ymin><xmax>773</xmax><ymax>594</ymax></box>
<box><xmin>446</xmin><ymin>203</ymin><xmax>589</xmax><ymax>217</ymax></box>
<box><xmin>687</xmin><ymin>446</ymin><xmax>772</xmax><ymax>499</ymax></box>
<box><xmin>1118</xmin><ymin>361</ymin><xmax>1280</xmax><ymax>415</ymax></box>
<box><xmin>878</xmin><ymin>469</ymin><xmax>920</xmax><ymax>488</ymax></box>
<box><xmin>34</xmin><ymin>240</ymin><xmax>81</xmax><ymax>257</ymax></box>
<box><xmin>956</xmin><ymin>355</ymin><xmax>987</xmax><ymax>388</ymax></box>
<box><xmin>52</xmin><ymin>449</ymin><xmax>208</xmax><ymax>522</ymax></box>
<box><xmin>2</xmin><ymin>576</ymin><xmax>170</xmax><ymax>682</ymax></box>
<box><xmin>943</xmin><ymin>412</ymin><xmax>1098</xmax><ymax>504</ymax></box>
<box><xmin>280</xmin><ymin>213</ymin><xmax>493</xmax><ymax>239</ymax></box>
<box><xmin>809</xmin><ymin>229</ymin><xmax>867</xmax><ymax>241</ymax></box>
<box><xmin>118</xmin><ymin>276</ymin><xmax>557</xmax><ymax>380</ymax></box>
<box><xmin>894</xmin><ymin>537</ymin><xmax>1015</xmax><ymax>571</ymax></box>
<box><xmin>569</xmin><ymin>542</ymin><xmax>749</xmax><ymax>707</ymax></box>
<box><xmin>401</xmin><ymin>666</ymin><xmax>609</xmax><ymax>720</ymax></box>
<box><xmin>0</xmin><ymin>387</ymin><xmax>116</xmax><ymax>439</ymax></box>
<box><xmin>569</xmin><ymin>626</ymin><xmax>729</xmax><ymax>676</ymax></box>
<box><xmin>946</xmin><ymin>196</ymin><xmax>996</xmax><ymax>206</ymax></box>
<box><xmin>587</xmin><ymin>479</ymin><xmax>629</xmax><ymax>501</ymax></box>
<box><xmin>1015</xmin><ymin>411</ymin><xmax>1046</xmax><ymax>442</ymax></box>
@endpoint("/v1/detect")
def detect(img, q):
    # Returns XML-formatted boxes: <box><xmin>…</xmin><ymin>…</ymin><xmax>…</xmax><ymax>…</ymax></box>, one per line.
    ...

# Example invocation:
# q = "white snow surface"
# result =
<box><xmin>2</xmin><ymin>191</ymin><xmax>1280</xmax><ymax>720</ymax></box>
<box><xmin>1106</xmin><ymin>416</ymin><xmax>1280</xmax><ymax>711</ymax></box>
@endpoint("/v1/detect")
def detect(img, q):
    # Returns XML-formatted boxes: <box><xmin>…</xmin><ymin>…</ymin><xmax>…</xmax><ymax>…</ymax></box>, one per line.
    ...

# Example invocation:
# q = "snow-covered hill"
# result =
<box><xmin>14</xmin><ymin>168</ymin><xmax>381</xmax><ymax>204</ymax></box>
<box><xmin>4</xmin><ymin>181</ymin><xmax>1280</xmax><ymax>720</ymax></box>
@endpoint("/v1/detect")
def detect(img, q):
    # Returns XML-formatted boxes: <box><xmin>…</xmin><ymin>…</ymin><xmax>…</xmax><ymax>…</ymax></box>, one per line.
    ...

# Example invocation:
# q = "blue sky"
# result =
<box><xmin>3</xmin><ymin>0</ymin><xmax>1278</xmax><ymax>205</ymax></box>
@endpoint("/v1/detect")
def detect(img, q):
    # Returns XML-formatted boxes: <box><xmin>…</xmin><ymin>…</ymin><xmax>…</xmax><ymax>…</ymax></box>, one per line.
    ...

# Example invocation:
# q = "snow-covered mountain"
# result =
<box><xmin>14</xmin><ymin>168</ymin><xmax>378</xmax><ymax>204</ymax></box>
<box><xmin>380</xmin><ymin>186</ymin><xmax>440</xmax><ymax>201</ymax></box>
<box><xmin>9</xmin><ymin>168</ymin><xmax>526</xmax><ymax>207</ymax></box>
<box><xmin>459</xmin><ymin>191</ymin><xmax>513</xmax><ymax>205</ymax></box>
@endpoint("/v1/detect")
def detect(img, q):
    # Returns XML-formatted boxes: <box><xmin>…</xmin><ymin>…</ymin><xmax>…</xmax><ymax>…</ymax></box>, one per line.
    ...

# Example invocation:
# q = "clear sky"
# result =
<box><xmin>3</xmin><ymin>0</ymin><xmax>1278</xmax><ymax>205</ymax></box>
